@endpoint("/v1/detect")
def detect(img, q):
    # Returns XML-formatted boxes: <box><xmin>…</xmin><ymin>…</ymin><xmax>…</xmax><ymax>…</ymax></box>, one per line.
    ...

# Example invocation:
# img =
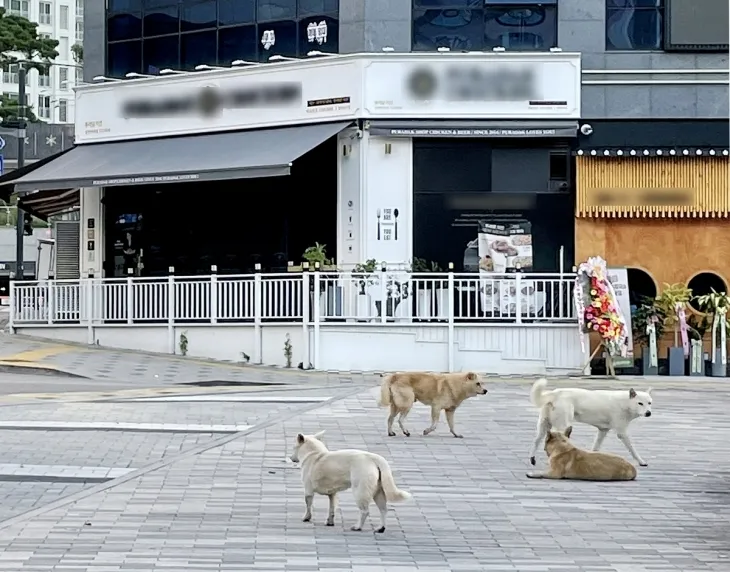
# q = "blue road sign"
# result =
<box><xmin>0</xmin><ymin>136</ymin><xmax>5</xmax><ymax>151</ymax></box>
<box><xmin>0</xmin><ymin>155</ymin><xmax>4</xmax><ymax>176</ymax></box>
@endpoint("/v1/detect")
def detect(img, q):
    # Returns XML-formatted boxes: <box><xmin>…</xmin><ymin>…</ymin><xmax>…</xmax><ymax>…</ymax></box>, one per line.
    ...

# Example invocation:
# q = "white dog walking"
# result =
<box><xmin>290</xmin><ymin>431</ymin><xmax>412</xmax><ymax>533</ymax></box>
<box><xmin>528</xmin><ymin>379</ymin><xmax>653</xmax><ymax>467</ymax></box>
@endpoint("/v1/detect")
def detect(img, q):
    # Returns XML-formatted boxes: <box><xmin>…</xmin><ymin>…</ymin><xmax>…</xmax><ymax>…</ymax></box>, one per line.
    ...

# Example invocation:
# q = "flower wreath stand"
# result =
<box><xmin>574</xmin><ymin>256</ymin><xmax>630</xmax><ymax>377</ymax></box>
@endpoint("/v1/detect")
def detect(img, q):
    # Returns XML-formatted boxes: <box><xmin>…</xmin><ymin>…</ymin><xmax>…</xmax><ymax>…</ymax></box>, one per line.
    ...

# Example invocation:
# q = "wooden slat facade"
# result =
<box><xmin>576</xmin><ymin>156</ymin><xmax>730</xmax><ymax>218</ymax></box>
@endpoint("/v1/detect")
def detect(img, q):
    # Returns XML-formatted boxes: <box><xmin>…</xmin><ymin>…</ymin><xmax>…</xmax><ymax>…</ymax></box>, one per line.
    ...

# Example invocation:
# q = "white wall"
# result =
<box><xmin>79</xmin><ymin>187</ymin><xmax>103</xmax><ymax>276</ymax></box>
<box><xmin>337</xmin><ymin>127</ymin><xmax>362</xmax><ymax>267</ymax></box>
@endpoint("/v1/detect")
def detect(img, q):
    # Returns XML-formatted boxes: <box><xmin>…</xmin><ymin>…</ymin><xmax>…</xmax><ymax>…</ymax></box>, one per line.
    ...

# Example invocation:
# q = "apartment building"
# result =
<box><xmin>2</xmin><ymin>0</ymin><xmax>84</xmax><ymax>124</ymax></box>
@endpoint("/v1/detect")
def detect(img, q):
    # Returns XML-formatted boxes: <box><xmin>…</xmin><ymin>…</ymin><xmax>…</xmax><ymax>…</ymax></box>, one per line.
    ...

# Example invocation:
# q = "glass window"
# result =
<box><xmin>59</xmin><ymin>66</ymin><xmax>68</xmax><ymax>86</ymax></box>
<box><xmin>108</xmin><ymin>0</ymin><xmax>142</xmax><ymax>11</ymax></box>
<box><xmin>414</xmin><ymin>0</ymin><xmax>481</xmax><ymax>6</ymax></box>
<box><xmin>218</xmin><ymin>0</ymin><xmax>255</xmax><ymax>25</ymax></box>
<box><xmin>484</xmin><ymin>4</ymin><xmax>557</xmax><ymax>50</ymax></box>
<box><xmin>298</xmin><ymin>15</ymin><xmax>338</xmax><ymax>55</ymax></box>
<box><xmin>143</xmin><ymin>35</ymin><xmax>180</xmax><ymax>73</ymax></box>
<box><xmin>108</xmin><ymin>11</ymin><xmax>142</xmax><ymax>41</ymax></box>
<box><xmin>606</xmin><ymin>0</ymin><xmax>663</xmax><ymax>51</ymax></box>
<box><xmin>59</xmin><ymin>99</ymin><xmax>68</xmax><ymax>123</ymax></box>
<box><xmin>257</xmin><ymin>0</ymin><xmax>296</xmax><ymax>22</ymax></box>
<box><xmin>413</xmin><ymin>9</ymin><xmax>484</xmax><ymax>51</ymax></box>
<box><xmin>298</xmin><ymin>0</ymin><xmax>338</xmax><ymax>17</ymax></box>
<box><xmin>60</xmin><ymin>5</ymin><xmax>69</xmax><ymax>29</ymax></box>
<box><xmin>181</xmin><ymin>0</ymin><xmax>217</xmax><ymax>32</ymax></box>
<box><xmin>257</xmin><ymin>20</ymin><xmax>297</xmax><ymax>60</ymax></box>
<box><xmin>181</xmin><ymin>30</ymin><xmax>218</xmax><ymax>69</ymax></box>
<box><xmin>143</xmin><ymin>2</ymin><xmax>179</xmax><ymax>37</ymax></box>
<box><xmin>218</xmin><ymin>25</ymin><xmax>257</xmax><ymax>64</ymax></box>
<box><xmin>39</xmin><ymin>1</ymin><xmax>52</xmax><ymax>24</ymax></box>
<box><xmin>107</xmin><ymin>40</ymin><xmax>142</xmax><ymax>77</ymax></box>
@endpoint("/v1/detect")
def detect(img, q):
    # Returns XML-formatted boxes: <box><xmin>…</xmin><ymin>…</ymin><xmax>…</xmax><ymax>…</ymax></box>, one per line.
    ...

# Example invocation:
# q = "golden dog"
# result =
<box><xmin>378</xmin><ymin>371</ymin><xmax>487</xmax><ymax>438</ymax></box>
<box><xmin>526</xmin><ymin>426</ymin><xmax>637</xmax><ymax>481</ymax></box>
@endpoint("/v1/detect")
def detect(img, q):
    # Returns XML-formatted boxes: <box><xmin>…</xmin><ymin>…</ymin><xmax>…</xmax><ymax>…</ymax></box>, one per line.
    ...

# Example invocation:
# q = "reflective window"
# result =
<box><xmin>414</xmin><ymin>0</ymin><xmax>481</xmax><ymax>6</ymax></box>
<box><xmin>107</xmin><ymin>40</ymin><xmax>142</xmax><ymax>77</ymax></box>
<box><xmin>298</xmin><ymin>15</ymin><xmax>338</xmax><ymax>54</ymax></box>
<box><xmin>258</xmin><ymin>20</ymin><xmax>298</xmax><ymax>60</ymax></box>
<box><xmin>143</xmin><ymin>2</ymin><xmax>179</xmax><ymax>37</ymax></box>
<box><xmin>108</xmin><ymin>0</ymin><xmax>142</xmax><ymax>11</ymax></box>
<box><xmin>181</xmin><ymin>30</ymin><xmax>218</xmax><ymax>69</ymax></box>
<box><xmin>218</xmin><ymin>0</ymin><xmax>255</xmax><ymax>25</ymax></box>
<box><xmin>606</xmin><ymin>0</ymin><xmax>663</xmax><ymax>50</ymax></box>
<box><xmin>298</xmin><ymin>0</ymin><xmax>338</xmax><ymax>16</ymax></box>
<box><xmin>108</xmin><ymin>11</ymin><xmax>142</xmax><ymax>41</ymax></box>
<box><xmin>413</xmin><ymin>9</ymin><xmax>484</xmax><ymax>52</ymax></box>
<box><xmin>484</xmin><ymin>4</ymin><xmax>557</xmax><ymax>50</ymax></box>
<box><xmin>218</xmin><ymin>25</ymin><xmax>258</xmax><ymax>64</ymax></box>
<box><xmin>258</xmin><ymin>0</ymin><xmax>297</xmax><ymax>22</ymax></box>
<box><xmin>181</xmin><ymin>0</ymin><xmax>217</xmax><ymax>32</ymax></box>
<box><xmin>143</xmin><ymin>34</ymin><xmax>180</xmax><ymax>73</ymax></box>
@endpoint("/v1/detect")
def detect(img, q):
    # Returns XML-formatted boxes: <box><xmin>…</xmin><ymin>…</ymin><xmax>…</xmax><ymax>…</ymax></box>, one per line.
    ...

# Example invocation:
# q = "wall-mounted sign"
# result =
<box><xmin>261</xmin><ymin>30</ymin><xmax>275</xmax><ymax>51</ymax></box>
<box><xmin>307</xmin><ymin>21</ymin><xmax>328</xmax><ymax>45</ymax></box>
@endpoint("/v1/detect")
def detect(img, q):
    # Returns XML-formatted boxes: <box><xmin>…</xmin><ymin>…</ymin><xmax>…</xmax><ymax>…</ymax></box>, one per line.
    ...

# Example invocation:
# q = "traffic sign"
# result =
<box><xmin>0</xmin><ymin>136</ymin><xmax>5</xmax><ymax>150</ymax></box>
<box><xmin>0</xmin><ymin>155</ymin><xmax>4</xmax><ymax>176</ymax></box>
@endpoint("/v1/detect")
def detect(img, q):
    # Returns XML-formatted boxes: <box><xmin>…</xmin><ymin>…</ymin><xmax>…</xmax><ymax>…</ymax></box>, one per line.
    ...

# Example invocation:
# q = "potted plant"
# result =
<box><xmin>655</xmin><ymin>283</ymin><xmax>693</xmax><ymax>376</ymax></box>
<box><xmin>695</xmin><ymin>289</ymin><xmax>729</xmax><ymax>377</ymax></box>
<box><xmin>632</xmin><ymin>297</ymin><xmax>666</xmax><ymax>376</ymax></box>
<box><xmin>353</xmin><ymin>259</ymin><xmax>378</xmax><ymax>320</ymax></box>
<box><xmin>302</xmin><ymin>243</ymin><xmax>341</xmax><ymax>318</ymax></box>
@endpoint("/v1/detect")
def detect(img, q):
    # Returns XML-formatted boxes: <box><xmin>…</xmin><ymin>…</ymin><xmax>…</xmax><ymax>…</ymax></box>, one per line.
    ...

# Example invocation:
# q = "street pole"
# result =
<box><xmin>15</xmin><ymin>66</ymin><xmax>26</xmax><ymax>280</ymax></box>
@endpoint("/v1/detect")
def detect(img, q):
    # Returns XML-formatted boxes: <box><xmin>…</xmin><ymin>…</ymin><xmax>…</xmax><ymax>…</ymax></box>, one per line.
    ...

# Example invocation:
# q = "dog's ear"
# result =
<box><xmin>646</xmin><ymin>387</ymin><xmax>653</xmax><ymax>395</ymax></box>
<box><xmin>465</xmin><ymin>372</ymin><xmax>477</xmax><ymax>380</ymax></box>
<box><xmin>629</xmin><ymin>388</ymin><xmax>637</xmax><ymax>399</ymax></box>
<box><xmin>297</xmin><ymin>433</ymin><xmax>305</xmax><ymax>444</ymax></box>
<box><xmin>313</xmin><ymin>430</ymin><xmax>326</xmax><ymax>439</ymax></box>
<box><xmin>564</xmin><ymin>426</ymin><xmax>573</xmax><ymax>438</ymax></box>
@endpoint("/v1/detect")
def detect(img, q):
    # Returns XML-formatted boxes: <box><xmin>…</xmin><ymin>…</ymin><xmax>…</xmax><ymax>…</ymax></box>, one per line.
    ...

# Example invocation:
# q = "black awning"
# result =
<box><xmin>368</xmin><ymin>120</ymin><xmax>578</xmax><ymax>138</ymax></box>
<box><xmin>19</xmin><ymin>188</ymin><xmax>80</xmax><ymax>220</ymax></box>
<box><xmin>0</xmin><ymin>148</ymin><xmax>74</xmax><ymax>201</ymax></box>
<box><xmin>11</xmin><ymin>121</ymin><xmax>351</xmax><ymax>192</ymax></box>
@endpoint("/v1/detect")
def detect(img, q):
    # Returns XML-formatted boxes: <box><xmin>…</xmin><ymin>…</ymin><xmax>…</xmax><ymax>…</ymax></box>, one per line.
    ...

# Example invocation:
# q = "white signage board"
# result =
<box><xmin>74</xmin><ymin>53</ymin><xmax>581</xmax><ymax>144</ymax></box>
<box><xmin>363</xmin><ymin>54</ymin><xmax>580</xmax><ymax>119</ymax></box>
<box><xmin>607</xmin><ymin>267</ymin><xmax>634</xmax><ymax>366</ymax></box>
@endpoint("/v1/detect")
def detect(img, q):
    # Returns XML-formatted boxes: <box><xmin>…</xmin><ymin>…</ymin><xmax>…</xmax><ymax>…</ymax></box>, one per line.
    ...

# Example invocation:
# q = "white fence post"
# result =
<box><xmin>254</xmin><ymin>264</ymin><xmax>262</xmax><ymax>364</ymax></box>
<box><xmin>126</xmin><ymin>268</ymin><xmax>134</xmax><ymax>325</ymax></box>
<box><xmin>86</xmin><ymin>274</ymin><xmax>95</xmax><ymax>344</ymax></box>
<box><xmin>8</xmin><ymin>279</ymin><xmax>15</xmax><ymax>332</ymax></box>
<box><xmin>380</xmin><ymin>264</ymin><xmax>387</xmax><ymax>324</ymax></box>
<box><xmin>447</xmin><ymin>264</ymin><xmax>455</xmax><ymax>373</ymax></box>
<box><xmin>167</xmin><ymin>267</ymin><xmax>175</xmax><ymax>354</ymax></box>
<box><xmin>210</xmin><ymin>265</ymin><xmax>218</xmax><ymax>325</ymax></box>
<box><xmin>313</xmin><ymin>268</ymin><xmax>320</xmax><ymax>369</ymax></box>
<box><xmin>515</xmin><ymin>272</ymin><xmax>523</xmax><ymax>325</ymax></box>
<box><xmin>302</xmin><ymin>269</ymin><xmax>310</xmax><ymax>370</ymax></box>
<box><xmin>47</xmin><ymin>280</ymin><xmax>54</xmax><ymax>325</ymax></box>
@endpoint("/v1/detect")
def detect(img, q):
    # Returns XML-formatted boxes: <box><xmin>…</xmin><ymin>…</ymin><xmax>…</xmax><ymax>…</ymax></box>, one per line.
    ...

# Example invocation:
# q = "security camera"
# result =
<box><xmin>580</xmin><ymin>124</ymin><xmax>593</xmax><ymax>136</ymax></box>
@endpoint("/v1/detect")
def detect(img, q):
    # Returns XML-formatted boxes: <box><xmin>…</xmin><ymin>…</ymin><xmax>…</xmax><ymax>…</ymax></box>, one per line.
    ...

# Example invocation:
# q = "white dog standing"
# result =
<box><xmin>528</xmin><ymin>379</ymin><xmax>653</xmax><ymax>467</ymax></box>
<box><xmin>290</xmin><ymin>431</ymin><xmax>411</xmax><ymax>533</ymax></box>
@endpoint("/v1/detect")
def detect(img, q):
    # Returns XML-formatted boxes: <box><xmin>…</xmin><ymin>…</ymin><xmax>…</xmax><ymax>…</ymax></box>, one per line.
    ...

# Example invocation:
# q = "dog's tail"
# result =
<box><xmin>378</xmin><ymin>375</ymin><xmax>393</xmax><ymax>407</ymax></box>
<box><xmin>530</xmin><ymin>378</ymin><xmax>551</xmax><ymax>408</ymax></box>
<box><xmin>373</xmin><ymin>455</ymin><xmax>412</xmax><ymax>503</ymax></box>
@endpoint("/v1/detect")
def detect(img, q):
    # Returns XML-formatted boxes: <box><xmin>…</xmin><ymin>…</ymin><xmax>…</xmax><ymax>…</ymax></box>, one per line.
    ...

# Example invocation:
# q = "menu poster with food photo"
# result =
<box><xmin>476</xmin><ymin>220</ymin><xmax>542</xmax><ymax>315</ymax></box>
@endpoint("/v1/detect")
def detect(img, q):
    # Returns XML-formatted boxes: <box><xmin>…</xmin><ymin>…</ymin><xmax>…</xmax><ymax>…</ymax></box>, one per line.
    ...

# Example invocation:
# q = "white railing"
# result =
<box><xmin>10</xmin><ymin>271</ymin><xmax>576</xmax><ymax>327</ymax></box>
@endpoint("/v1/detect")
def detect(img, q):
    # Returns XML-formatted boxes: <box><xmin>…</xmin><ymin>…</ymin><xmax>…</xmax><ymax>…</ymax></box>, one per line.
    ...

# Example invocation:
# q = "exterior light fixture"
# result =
<box><xmin>656</xmin><ymin>150</ymin><xmax>662</xmax><ymax>155</ymax></box>
<box><xmin>616</xmin><ymin>150</ymin><xmax>623</xmax><ymax>156</ymax></box>
<box><xmin>669</xmin><ymin>149</ymin><xmax>676</xmax><ymax>155</ymax></box>
<box><xmin>710</xmin><ymin>150</ymin><xmax>716</xmax><ymax>155</ymax></box>
<box><xmin>630</xmin><ymin>150</ymin><xmax>636</xmax><ymax>156</ymax></box>
<box><xmin>696</xmin><ymin>149</ymin><xmax>702</xmax><ymax>155</ymax></box>
<box><xmin>577</xmin><ymin>150</ymin><xmax>584</xmax><ymax>155</ymax></box>
<box><xmin>643</xmin><ymin>150</ymin><xmax>650</xmax><ymax>155</ymax></box>
<box><xmin>590</xmin><ymin>150</ymin><xmax>597</xmax><ymax>156</ymax></box>
<box><xmin>683</xmin><ymin>149</ymin><xmax>689</xmax><ymax>155</ymax></box>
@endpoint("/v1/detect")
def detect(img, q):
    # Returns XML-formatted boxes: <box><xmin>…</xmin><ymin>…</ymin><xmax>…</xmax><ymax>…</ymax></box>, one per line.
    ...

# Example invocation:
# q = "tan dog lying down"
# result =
<box><xmin>289</xmin><ymin>431</ymin><xmax>411</xmax><ymax>533</ymax></box>
<box><xmin>378</xmin><ymin>371</ymin><xmax>488</xmax><ymax>438</ymax></box>
<box><xmin>526</xmin><ymin>426</ymin><xmax>637</xmax><ymax>481</ymax></box>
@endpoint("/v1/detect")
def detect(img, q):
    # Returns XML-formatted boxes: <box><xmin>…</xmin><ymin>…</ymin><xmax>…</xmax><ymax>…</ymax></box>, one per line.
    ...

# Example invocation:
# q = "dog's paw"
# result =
<box><xmin>375</xmin><ymin>526</ymin><xmax>385</xmax><ymax>534</ymax></box>
<box><xmin>387</xmin><ymin>431</ymin><xmax>396</xmax><ymax>437</ymax></box>
<box><xmin>452</xmin><ymin>433</ymin><xmax>463</xmax><ymax>439</ymax></box>
<box><xmin>525</xmin><ymin>472</ymin><xmax>539</xmax><ymax>479</ymax></box>
<box><xmin>350</xmin><ymin>526</ymin><xmax>362</xmax><ymax>532</ymax></box>
<box><xmin>302</xmin><ymin>515</ymin><xmax>312</xmax><ymax>522</ymax></box>
<box><xmin>529</xmin><ymin>456</ymin><xmax>536</xmax><ymax>466</ymax></box>
<box><xmin>325</xmin><ymin>520</ymin><xmax>334</xmax><ymax>527</ymax></box>
<box><xmin>639</xmin><ymin>461</ymin><xmax>648</xmax><ymax>467</ymax></box>
<box><xmin>403</xmin><ymin>430</ymin><xmax>410</xmax><ymax>437</ymax></box>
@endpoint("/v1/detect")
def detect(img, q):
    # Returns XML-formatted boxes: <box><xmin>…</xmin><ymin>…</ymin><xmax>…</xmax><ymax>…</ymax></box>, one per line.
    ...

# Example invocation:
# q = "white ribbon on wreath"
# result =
<box><xmin>713</xmin><ymin>306</ymin><xmax>728</xmax><ymax>365</ymax></box>
<box><xmin>646</xmin><ymin>316</ymin><xmax>658</xmax><ymax>368</ymax></box>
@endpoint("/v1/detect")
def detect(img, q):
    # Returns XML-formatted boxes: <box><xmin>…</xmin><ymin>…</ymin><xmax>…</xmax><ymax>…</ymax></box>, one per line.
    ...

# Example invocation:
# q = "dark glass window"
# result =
<box><xmin>606</xmin><ymin>0</ymin><xmax>663</xmax><ymax>50</ymax></box>
<box><xmin>143</xmin><ymin>35</ymin><xmax>180</xmax><ymax>73</ymax></box>
<box><xmin>108</xmin><ymin>0</ymin><xmax>142</xmax><ymax>11</ymax></box>
<box><xmin>181</xmin><ymin>30</ymin><xmax>218</xmax><ymax>69</ymax></box>
<box><xmin>108</xmin><ymin>40</ymin><xmax>142</xmax><ymax>77</ymax></box>
<box><xmin>484</xmin><ymin>4</ymin><xmax>557</xmax><ymax>50</ymax></box>
<box><xmin>218</xmin><ymin>0</ymin><xmax>256</xmax><ymax>25</ymax></box>
<box><xmin>257</xmin><ymin>20</ymin><xmax>297</xmax><ymax>60</ymax></box>
<box><xmin>298</xmin><ymin>15</ymin><xmax>338</xmax><ymax>54</ymax></box>
<box><xmin>414</xmin><ymin>0</ymin><xmax>481</xmax><ymax>6</ymax></box>
<box><xmin>143</xmin><ymin>2</ymin><xmax>179</xmax><ymax>37</ymax></box>
<box><xmin>298</xmin><ymin>0</ymin><xmax>338</xmax><ymax>17</ymax></box>
<box><xmin>258</xmin><ymin>0</ymin><xmax>296</xmax><ymax>22</ymax></box>
<box><xmin>108</xmin><ymin>11</ymin><xmax>142</xmax><ymax>41</ymax></box>
<box><xmin>181</xmin><ymin>0</ymin><xmax>217</xmax><ymax>32</ymax></box>
<box><xmin>218</xmin><ymin>25</ymin><xmax>258</xmax><ymax>63</ymax></box>
<box><xmin>413</xmin><ymin>9</ymin><xmax>484</xmax><ymax>51</ymax></box>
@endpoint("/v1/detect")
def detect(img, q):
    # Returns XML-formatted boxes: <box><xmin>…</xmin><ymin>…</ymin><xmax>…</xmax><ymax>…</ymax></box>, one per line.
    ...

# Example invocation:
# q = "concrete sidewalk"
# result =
<box><xmin>0</xmin><ymin>333</ymin><xmax>375</xmax><ymax>386</ymax></box>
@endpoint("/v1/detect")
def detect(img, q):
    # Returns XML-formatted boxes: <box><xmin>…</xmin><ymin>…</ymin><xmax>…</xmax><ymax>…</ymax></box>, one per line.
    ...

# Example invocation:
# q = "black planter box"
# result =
<box><xmin>641</xmin><ymin>347</ymin><xmax>659</xmax><ymax>375</ymax></box>
<box><xmin>666</xmin><ymin>346</ymin><xmax>685</xmax><ymax>376</ymax></box>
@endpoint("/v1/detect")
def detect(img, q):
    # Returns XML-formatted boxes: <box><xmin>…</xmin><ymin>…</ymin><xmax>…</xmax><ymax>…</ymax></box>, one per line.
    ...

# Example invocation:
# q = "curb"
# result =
<box><xmin>0</xmin><ymin>362</ymin><xmax>89</xmax><ymax>379</ymax></box>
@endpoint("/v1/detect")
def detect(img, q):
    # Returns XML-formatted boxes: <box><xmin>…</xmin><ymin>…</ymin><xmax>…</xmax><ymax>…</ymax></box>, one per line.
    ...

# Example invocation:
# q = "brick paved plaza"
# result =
<box><xmin>0</xmin><ymin>375</ymin><xmax>728</xmax><ymax>572</ymax></box>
